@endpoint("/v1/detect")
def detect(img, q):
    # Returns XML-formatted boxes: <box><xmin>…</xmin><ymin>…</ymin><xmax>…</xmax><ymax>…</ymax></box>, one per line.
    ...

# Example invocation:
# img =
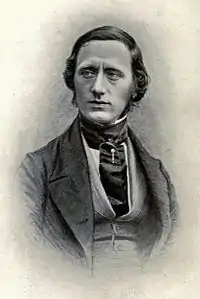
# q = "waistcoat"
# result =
<box><xmin>82</xmin><ymin>136</ymin><xmax>159</xmax><ymax>270</ymax></box>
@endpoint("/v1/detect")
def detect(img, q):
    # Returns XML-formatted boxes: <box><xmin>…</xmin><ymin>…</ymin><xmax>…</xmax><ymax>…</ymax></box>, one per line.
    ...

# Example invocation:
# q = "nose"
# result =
<box><xmin>91</xmin><ymin>71</ymin><xmax>106</xmax><ymax>98</ymax></box>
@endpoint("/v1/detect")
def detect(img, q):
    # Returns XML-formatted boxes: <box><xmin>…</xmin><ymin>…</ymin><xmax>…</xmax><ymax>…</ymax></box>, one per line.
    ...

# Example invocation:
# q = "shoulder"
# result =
<box><xmin>128</xmin><ymin>125</ymin><xmax>174</xmax><ymax>184</ymax></box>
<box><xmin>25</xmin><ymin>120</ymin><xmax>76</xmax><ymax>168</ymax></box>
<box><xmin>128</xmin><ymin>125</ymin><xmax>160</xmax><ymax>164</ymax></box>
<box><xmin>18</xmin><ymin>120</ymin><xmax>76</xmax><ymax>184</ymax></box>
<box><xmin>29</xmin><ymin>128</ymin><xmax>69</xmax><ymax>162</ymax></box>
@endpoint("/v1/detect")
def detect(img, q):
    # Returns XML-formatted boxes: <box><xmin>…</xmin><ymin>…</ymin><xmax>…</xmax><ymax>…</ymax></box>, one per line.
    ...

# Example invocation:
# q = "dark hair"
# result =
<box><xmin>63</xmin><ymin>25</ymin><xmax>150</xmax><ymax>106</ymax></box>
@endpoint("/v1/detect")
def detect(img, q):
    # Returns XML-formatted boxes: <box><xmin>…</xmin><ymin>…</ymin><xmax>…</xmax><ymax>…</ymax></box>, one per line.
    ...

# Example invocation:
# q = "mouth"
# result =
<box><xmin>88</xmin><ymin>100</ymin><xmax>110</xmax><ymax>105</ymax></box>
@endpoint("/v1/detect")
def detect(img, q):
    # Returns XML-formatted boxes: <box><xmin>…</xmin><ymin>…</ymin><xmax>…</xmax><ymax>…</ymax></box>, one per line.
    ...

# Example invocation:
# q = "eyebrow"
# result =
<box><xmin>76</xmin><ymin>60</ymin><xmax>127</xmax><ymax>74</ymax></box>
<box><xmin>78</xmin><ymin>65</ymin><xmax>97</xmax><ymax>71</ymax></box>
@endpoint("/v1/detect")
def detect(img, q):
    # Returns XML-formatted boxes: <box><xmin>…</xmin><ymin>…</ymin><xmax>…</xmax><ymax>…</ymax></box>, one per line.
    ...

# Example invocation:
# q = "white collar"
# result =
<box><xmin>113</xmin><ymin>114</ymin><xmax>127</xmax><ymax>125</ymax></box>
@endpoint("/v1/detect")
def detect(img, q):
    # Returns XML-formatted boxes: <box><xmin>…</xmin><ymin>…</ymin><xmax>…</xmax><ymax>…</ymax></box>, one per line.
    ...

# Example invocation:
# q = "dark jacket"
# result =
<box><xmin>17</xmin><ymin>117</ymin><xmax>177</xmax><ymax>266</ymax></box>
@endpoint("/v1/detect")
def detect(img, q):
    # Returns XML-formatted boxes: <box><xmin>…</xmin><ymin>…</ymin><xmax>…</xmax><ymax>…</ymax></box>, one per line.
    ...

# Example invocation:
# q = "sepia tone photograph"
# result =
<box><xmin>1</xmin><ymin>0</ymin><xmax>200</xmax><ymax>298</ymax></box>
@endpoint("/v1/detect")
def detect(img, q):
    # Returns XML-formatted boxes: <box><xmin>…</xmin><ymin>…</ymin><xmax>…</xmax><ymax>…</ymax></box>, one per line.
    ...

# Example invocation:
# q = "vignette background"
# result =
<box><xmin>0</xmin><ymin>0</ymin><xmax>200</xmax><ymax>298</ymax></box>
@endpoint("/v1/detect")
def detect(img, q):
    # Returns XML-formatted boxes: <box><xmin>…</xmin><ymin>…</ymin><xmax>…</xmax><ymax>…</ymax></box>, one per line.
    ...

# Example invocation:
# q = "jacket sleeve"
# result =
<box><xmin>159</xmin><ymin>160</ymin><xmax>179</xmax><ymax>240</ymax></box>
<box><xmin>16</xmin><ymin>152</ymin><xmax>46</xmax><ymax>235</ymax></box>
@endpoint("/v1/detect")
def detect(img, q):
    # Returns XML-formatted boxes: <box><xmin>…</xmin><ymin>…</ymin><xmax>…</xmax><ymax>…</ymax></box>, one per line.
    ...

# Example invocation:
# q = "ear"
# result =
<box><xmin>130</xmin><ymin>90</ymin><xmax>137</xmax><ymax>102</ymax></box>
<box><xmin>132</xmin><ymin>90</ymin><xmax>137</xmax><ymax>98</ymax></box>
<box><xmin>71</xmin><ymin>93</ymin><xmax>78</xmax><ymax>107</ymax></box>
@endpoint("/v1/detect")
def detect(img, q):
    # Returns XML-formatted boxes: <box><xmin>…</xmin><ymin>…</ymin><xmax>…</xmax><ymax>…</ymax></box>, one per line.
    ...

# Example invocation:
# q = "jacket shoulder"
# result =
<box><xmin>17</xmin><ymin>122</ymin><xmax>75</xmax><ymax>195</ymax></box>
<box><xmin>25</xmin><ymin>122</ymin><xmax>74</xmax><ymax>174</ymax></box>
<box><xmin>31</xmin><ymin>127</ymin><xmax>70</xmax><ymax>159</ymax></box>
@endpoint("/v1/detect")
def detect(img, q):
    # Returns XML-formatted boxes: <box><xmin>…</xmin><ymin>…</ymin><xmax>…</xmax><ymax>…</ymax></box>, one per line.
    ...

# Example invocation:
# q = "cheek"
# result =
<box><xmin>74</xmin><ymin>79</ymin><xmax>91</xmax><ymax>97</ymax></box>
<box><xmin>114</xmin><ymin>83</ymin><xmax>133</xmax><ymax>103</ymax></box>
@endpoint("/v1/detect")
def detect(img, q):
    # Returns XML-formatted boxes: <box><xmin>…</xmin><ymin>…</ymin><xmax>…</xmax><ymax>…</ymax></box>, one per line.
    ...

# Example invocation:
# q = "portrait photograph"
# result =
<box><xmin>1</xmin><ymin>0</ymin><xmax>200</xmax><ymax>298</ymax></box>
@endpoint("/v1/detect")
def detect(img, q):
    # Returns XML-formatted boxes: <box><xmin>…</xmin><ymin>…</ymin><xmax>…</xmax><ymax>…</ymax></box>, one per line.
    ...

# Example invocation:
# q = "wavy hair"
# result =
<box><xmin>63</xmin><ymin>26</ymin><xmax>150</xmax><ymax>106</ymax></box>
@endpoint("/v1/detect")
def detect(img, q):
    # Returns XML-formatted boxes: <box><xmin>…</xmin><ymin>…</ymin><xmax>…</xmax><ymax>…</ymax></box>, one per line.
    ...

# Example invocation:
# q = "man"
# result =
<box><xmin>18</xmin><ymin>26</ymin><xmax>177</xmax><ymax>270</ymax></box>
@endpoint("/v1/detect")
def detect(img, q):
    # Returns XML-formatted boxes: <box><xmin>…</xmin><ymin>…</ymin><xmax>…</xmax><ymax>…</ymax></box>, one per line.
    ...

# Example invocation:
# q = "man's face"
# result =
<box><xmin>74</xmin><ymin>40</ymin><xmax>135</xmax><ymax>125</ymax></box>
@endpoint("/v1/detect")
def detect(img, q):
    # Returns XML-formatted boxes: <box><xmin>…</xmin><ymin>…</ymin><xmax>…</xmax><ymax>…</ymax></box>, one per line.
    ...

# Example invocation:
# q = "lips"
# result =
<box><xmin>88</xmin><ymin>100</ymin><xmax>110</xmax><ymax>105</ymax></box>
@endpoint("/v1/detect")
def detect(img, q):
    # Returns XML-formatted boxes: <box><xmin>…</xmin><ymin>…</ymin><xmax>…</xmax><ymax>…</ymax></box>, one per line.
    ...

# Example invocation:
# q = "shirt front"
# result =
<box><xmin>82</xmin><ymin>132</ymin><xmax>149</xmax><ymax>272</ymax></box>
<box><xmin>82</xmin><ymin>133</ymin><xmax>147</xmax><ymax>220</ymax></box>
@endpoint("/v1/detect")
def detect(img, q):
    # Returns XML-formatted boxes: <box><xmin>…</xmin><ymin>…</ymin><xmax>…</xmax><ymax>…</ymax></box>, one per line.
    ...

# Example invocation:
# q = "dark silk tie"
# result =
<box><xmin>79</xmin><ymin>114</ymin><xmax>129</xmax><ymax>218</ymax></box>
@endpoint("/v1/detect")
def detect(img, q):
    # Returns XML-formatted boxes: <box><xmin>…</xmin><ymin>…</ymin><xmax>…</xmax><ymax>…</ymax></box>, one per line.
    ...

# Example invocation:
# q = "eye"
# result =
<box><xmin>80</xmin><ymin>69</ymin><xmax>96</xmax><ymax>79</ymax></box>
<box><xmin>106</xmin><ymin>70</ymin><xmax>123</xmax><ymax>81</ymax></box>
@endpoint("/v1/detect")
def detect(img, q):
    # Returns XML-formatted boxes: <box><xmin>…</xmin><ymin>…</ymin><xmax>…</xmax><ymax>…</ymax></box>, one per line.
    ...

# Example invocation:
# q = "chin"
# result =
<box><xmin>86</xmin><ymin>111</ymin><xmax>115</xmax><ymax>125</ymax></box>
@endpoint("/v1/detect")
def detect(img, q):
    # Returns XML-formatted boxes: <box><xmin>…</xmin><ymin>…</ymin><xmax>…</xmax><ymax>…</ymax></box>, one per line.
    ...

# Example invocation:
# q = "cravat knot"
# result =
<box><xmin>79</xmin><ymin>113</ymin><xmax>128</xmax><ymax>149</ymax></box>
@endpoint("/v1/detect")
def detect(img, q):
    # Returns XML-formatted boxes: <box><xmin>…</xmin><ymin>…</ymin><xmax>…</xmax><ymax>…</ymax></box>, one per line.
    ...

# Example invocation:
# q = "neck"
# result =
<box><xmin>79</xmin><ymin>113</ymin><xmax>128</xmax><ymax>149</ymax></box>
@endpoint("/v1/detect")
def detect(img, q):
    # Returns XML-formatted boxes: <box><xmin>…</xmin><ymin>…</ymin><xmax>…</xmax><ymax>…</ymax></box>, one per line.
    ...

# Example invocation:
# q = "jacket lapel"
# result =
<box><xmin>46</xmin><ymin>118</ymin><xmax>174</xmax><ymax>260</ymax></box>
<box><xmin>128</xmin><ymin>128</ymin><xmax>173</xmax><ymax>248</ymax></box>
<box><xmin>47</xmin><ymin>117</ymin><xmax>94</xmax><ymax>260</ymax></box>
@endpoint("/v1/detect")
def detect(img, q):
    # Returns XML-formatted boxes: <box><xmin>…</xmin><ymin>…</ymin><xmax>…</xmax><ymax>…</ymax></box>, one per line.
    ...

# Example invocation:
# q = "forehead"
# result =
<box><xmin>76</xmin><ymin>40</ymin><xmax>132</xmax><ymax>70</ymax></box>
